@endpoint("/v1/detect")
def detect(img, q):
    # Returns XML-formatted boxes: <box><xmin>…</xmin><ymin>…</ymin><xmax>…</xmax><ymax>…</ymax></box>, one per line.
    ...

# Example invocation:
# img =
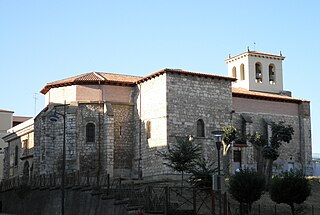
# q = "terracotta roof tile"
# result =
<box><xmin>0</xmin><ymin>109</ymin><xmax>14</xmax><ymax>113</ymax></box>
<box><xmin>136</xmin><ymin>68</ymin><xmax>236</xmax><ymax>84</ymax></box>
<box><xmin>40</xmin><ymin>72</ymin><xmax>141</xmax><ymax>94</ymax></box>
<box><xmin>232</xmin><ymin>88</ymin><xmax>306</xmax><ymax>103</ymax></box>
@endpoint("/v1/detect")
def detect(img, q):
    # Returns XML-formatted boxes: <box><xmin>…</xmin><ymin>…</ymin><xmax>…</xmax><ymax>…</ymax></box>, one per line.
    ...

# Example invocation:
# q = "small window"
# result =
<box><xmin>14</xmin><ymin>145</ymin><xmax>18</xmax><ymax>166</ymax></box>
<box><xmin>269</xmin><ymin>64</ymin><xmax>275</xmax><ymax>84</ymax></box>
<box><xmin>234</xmin><ymin>150</ymin><xmax>241</xmax><ymax>162</ymax></box>
<box><xmin>232</xmin><ymin>66</ymin><xmax>237</xmax><ymax>78</ymax></box>
<box><xmin>196</xmin><ymin>119</ymin><xmax>205</xmax><ymax>137</ymax></box>
<box><xmin>240</xmin><ymin>64</ymin><xmax>245</xmax><ymax>80</ymax></box>
<box><xmin>255</xmin><ymin>62</ymin><xmax>262</xmax><ymax>83</ymax></box>
<box><xmin>86</xmin><ymin>123</ymin><xmax>95</xmax><ymax>142</ymax></box>
<box><xmin>146</xmin><ymin>121</ymin><xmax>151</xmax><ymax>139</ymax></box>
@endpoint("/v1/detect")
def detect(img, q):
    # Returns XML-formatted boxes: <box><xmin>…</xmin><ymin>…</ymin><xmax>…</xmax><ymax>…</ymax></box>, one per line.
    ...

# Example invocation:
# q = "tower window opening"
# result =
<box><xmin>232</xmin><ymin>67</ymin><xmax>237</xmax><ymax>79</ymax></box>
<box><xmin>269</xmin><ymin>64</ymin><xmax>276</xmax><ymax>84</ymax></box>
<box><xmin>255</xmin><ymin>63</ymin><xmax>262</xmax><ymax>83</ymax></box>
<box><xmin>240</xmin><ymin>64</ymin><xmax>245</xmax><ymax>80</ymax></box>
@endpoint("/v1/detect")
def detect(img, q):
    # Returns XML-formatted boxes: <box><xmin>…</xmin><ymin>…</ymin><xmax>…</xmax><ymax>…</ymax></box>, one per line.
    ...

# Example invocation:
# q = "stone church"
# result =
<box><xmin>4</xmin><ymin>50</ymin><xmax>313</xmax><ymax>180</ymax></box>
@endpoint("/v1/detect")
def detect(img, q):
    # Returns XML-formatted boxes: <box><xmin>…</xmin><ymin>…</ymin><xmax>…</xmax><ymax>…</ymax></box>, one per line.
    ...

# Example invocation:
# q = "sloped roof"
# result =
<box><xmin>40</xmin><ymin>69</ymin><xmax>235</xmax><ymax>94</ymax></box>
<box><xmin>232</xmin><ymin>88</ymin><xmax>307</xmax><ymax>103</ymax></box>
<box><xmin>136</xmin><ymin>68</ymin><xmax>236</xmax><ymax>84</ymax></box>
<box><xmin>40</xmin><ymin>72</ymin><xmax>142</xmax><ymax>94</ymax></box>
<box><xmin>0</xmin><ymin>109</ymin><xmax>13</xmax><ymax>113</ymax></box>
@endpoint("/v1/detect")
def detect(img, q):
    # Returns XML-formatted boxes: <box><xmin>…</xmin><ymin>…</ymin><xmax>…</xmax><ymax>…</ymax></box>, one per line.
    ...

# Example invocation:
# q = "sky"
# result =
<box><xmin>0</xmin><ymin>1</ymin><xmax>319</xmax><ymax>153</ymax></box>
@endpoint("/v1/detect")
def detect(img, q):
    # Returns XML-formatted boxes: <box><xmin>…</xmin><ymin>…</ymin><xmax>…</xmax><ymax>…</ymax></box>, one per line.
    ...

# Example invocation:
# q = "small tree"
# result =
<box><xmin>264</xmin><ymin>121</ymin><xmax>294</xmax><ymax>186</ymax></box>
<box><xmin>248</xmin><ymin>121</ymin><xmax>294</xmax><ymax>186</ymax></box>
<box><xmin>222</xmin><ymin>125</ymin><xmax>242</xmax><ymax>176</ymax></box>
<box><xmin>229</xmin><ymin>169</ymin><xmax>265</xmax><ymax>215</ymax></box>
<box><xmin>188</xmin><ymin>158</ymin><xmax>217</xmax><ymax>188</ymax></box>
<box><xmin>157</xmin><ymin>137</ymin><xmax>201</xmax><ymax>186</ymax></box>
<box><xmin>269</xmin><ymin>171</ymin><xmax>311</xmax><ymax>215</ymax></box>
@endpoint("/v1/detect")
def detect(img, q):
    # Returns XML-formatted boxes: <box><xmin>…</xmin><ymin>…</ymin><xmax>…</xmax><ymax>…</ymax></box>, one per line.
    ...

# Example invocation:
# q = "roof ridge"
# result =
<box><xmin>93</xmin><ymin>72</ymin><xmax>105</xmax><ymax>81</ymax></box>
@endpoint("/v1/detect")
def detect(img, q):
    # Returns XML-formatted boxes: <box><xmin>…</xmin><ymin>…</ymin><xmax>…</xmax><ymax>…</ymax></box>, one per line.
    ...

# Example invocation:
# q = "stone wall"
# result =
<box><xmin>134</xmin><ymin>73</ymin><xmax>168</xmax><ymax>178</ymax></box>
<box><xmin>0</xmin><ymin>188</ymin><xmax>126</xmax><ymax>215</ymax></box>
<box><xmin>166</xmin><ymin>72</ymin><xmax>233</xmax><ymax>164</ymax></box>
<box><xmin>34</xmin><ymin>102</ymin><xmax>115</xmax><ymax>177</ymax></box>
<box><xmin>113</xmin><ymin>104</ymin><xmax>135</xmax><ymax>178</ymax></box>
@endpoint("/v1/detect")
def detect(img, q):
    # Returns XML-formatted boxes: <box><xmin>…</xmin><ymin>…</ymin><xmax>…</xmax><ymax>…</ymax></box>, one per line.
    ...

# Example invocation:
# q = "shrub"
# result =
<box><xmin>229</xmin><ymin>169</ymin><xmax>265</xmax><ymax>214</ymax></box>
<box><xmin>269</xmin><ymin>171</ymin><xmax>311</xmax><ymax>215</ymax></box>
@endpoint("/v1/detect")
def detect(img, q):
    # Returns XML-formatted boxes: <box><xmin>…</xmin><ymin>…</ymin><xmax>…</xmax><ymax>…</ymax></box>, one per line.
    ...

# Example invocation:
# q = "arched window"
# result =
<box><xmin>269</xmin><ymin>64</ymin><xmax>275</xmax><ymax>84</ymax></box>
<box><xmin>240</xmin><ymin>64</ymin><xmax>245</xmax><ymax>80</ymax></box>
<box><xmin>86</xmin><ymin>123</ymin><xmax>95</xmax><ymax>142</ymax></box>
<box><xmin>146</xmin><ymin>121</ymin><xmax>151</xmax><ymax>139</ymax></box>
<box><xmin>23</xmin><ymin>161</ymin><xmax>30</xmax><ymax>178</ymax></box>
<box><xmin>232</xmin><ymin>67</ymin><xmax>237</xmax><ymax>78</ymax></box>
<box><xmin>14</xmin><ymin>145</ymin><xmax>18</xmax><ymax>166</ymax></box>
<box><xmin>255</xmin><ymin>62</ymin><xmax>262</xmax><ymax>83</ymax></box>
<box><xmin>196</xmin><ymin>119</ymin><xmax>205</xmax><ymax>137</ymax></box>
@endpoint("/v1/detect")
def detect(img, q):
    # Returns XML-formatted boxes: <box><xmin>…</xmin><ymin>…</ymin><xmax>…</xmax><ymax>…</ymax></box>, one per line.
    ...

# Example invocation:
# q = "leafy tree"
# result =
<box><xmin>157</xmin><ymin>137</ymin><xmax>201</xmax><ymax>186</ymax></box>
<box><xmin>248</xmin><ymin>132</ymin><xmax>267</xmax><ymax>175</ymax></box>
<box><xmin>222</xmin><ymin>125</ymin><xmax>242</xmax><ymax>176</ymax></box>
<box><xmin>269</xmin><ymin>171</ymin><xmax>311</xmax><ymax>215</ymax></box>
<box><xmin>188</xmin><ymin>158</ymin><xmax>217</xmax><ymax>188</ymax></box>
<box><xmin>248</xmin><ymin>121</ymin><xmax>294</xmax><ymax>186</ymax></box>
<box><xmin>265</xmin><ymin>121</ymin><xmax>294</xmax><ymax>186</ymax></box>
<box><xmin>229</xmin><ymin>169</ymin><xmax>265</xmax><ymax>215</ymax></box>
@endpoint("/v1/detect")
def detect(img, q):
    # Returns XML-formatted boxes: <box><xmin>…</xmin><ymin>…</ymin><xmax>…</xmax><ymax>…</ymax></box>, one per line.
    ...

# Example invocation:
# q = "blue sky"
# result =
<box><xmin>1</xmin><ymin>1</ymin><xmax>319</xmax><ymax>153</ymax></box>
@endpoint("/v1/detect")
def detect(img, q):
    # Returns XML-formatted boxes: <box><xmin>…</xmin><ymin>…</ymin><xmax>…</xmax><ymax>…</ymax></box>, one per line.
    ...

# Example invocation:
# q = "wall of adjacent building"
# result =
<box><xmin>232</xmin><ymin>97</ymin><xmax>312</xmax><ymax>175</ymax></box>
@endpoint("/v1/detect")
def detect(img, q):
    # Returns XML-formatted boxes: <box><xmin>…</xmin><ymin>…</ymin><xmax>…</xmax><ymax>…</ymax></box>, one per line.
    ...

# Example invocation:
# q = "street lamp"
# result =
<box><xmin>212</xmin><ymin>129</ymin><xmax>224</xmax><ymax>215</ymax></box>
<box><xmin>49</xmin><ymin>103</ymin><xmax>67</xmax><ymax>215</ymax></box>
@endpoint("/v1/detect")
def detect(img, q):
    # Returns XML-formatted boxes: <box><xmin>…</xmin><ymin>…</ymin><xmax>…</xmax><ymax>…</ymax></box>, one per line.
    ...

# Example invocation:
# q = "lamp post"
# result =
<box><xmin>49</xmin><ymin>102</ymin><xmax>67</xmax><ymax>215</ymax></box>
<box><xmin>212</xmin><ymin>130</ymin><xmax>224</xmax><ymax>215</ymax></box>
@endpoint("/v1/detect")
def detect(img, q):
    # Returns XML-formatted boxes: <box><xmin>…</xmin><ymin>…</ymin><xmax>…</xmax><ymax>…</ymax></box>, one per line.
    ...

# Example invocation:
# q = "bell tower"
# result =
<box><xmin>225</xmin><ymin>50</ymin><xmax>285</xmax><ymax>94</ymax></box>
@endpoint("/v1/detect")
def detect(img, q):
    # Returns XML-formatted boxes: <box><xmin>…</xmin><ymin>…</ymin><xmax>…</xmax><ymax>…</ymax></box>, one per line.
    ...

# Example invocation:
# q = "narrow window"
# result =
<box><xmin>269</xmin><ymin>64</ymin><xmax>275</xmax><ymax>84</ymax></box>
<box><xmin>255</xmin><ymin>62</ymin><xmax>262</xmax><ymax>83</ymax></box>
<box><xmin>14</xmin><ymin>145</ymin><xmax>18</xmax><ymax>166</ymax></box>
<box><xmin>234</xmin><ymin>150</ymin><xmax>241</xmax><ymax>162</ymax></box>
<box><xmin>196</xmin><ymin>119</ymin><xmax>205</xmax><ymax>137</ymax></box>
<box><xmin>232</xmin><ymin>66</ymin><xmax>237</xmax><ymax>78</ymax></box>
<box><xmin>146</xmin><ymin>121</ymin><xmax>151</xmax><ymax>139</ymax></box>
<box><xmin>86</xmin><ymin>123</ymin><xmax>95</xmax><ymax>142</ymax></box>
<box><xmin>240</xmin><ymin>64</ymin><xmax>245</xmax><ymax>80</ymax></box>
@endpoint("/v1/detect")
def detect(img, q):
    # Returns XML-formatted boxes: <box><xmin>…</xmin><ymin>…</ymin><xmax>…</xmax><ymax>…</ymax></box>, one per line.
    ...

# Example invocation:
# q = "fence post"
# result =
<box><xmin>107</xmin><ymin>174</ymin><xmax>110</xmax><ymax>195</ymax></box>
<box><xmin>212</xmin><ymin>190</ymin><xmax>215</xmax><ymax>215</ymax></box>
<box><xmin>274</xmin><ymin>204</ymin><xmax>276</xmax><ymax>215</ymax></box>
<box><xmin>164</xmin><ymin>186</ymin><xmax>169</xmax><ymax>215</ymax></box>
<box><xmin>193</xmin><ymin>188</ymin><xmax>197</xmax><ymax>215</ymax></box>
<box><xmin>223</xmin><ymin>192</ymin><xmax>227</xmax><ymax>215</ymax></box>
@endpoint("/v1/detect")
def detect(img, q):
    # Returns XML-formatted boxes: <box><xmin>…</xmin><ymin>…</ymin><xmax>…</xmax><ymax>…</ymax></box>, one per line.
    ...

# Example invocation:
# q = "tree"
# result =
<box><xmin>269</xmin><ymin>171</ymin><xmax>311</xmax><ymax>215</ymax></box>
<box><xmin>188</xmin><ymin>158</ymin><xmax>217</xmax><ymax>188</ymax></box>
<box><xmin>157</xmin><ymin>137</ymin><xmax>201</xmax><ymax>186</ymax></box>
<box><xmin>248</xmin><ymin>132</ymin><xmax>267</xmax><ymax>175</ymax></box>
<box><xmin>229</xmin><ymin>169</ymin><xmax>265</xmax><ymax>215</ymax></box>
<box><xmin>264</xmin><ymin>121</ymin><xmax>294</xmax><ymax>186</ymax></box>
<box><xmin>248</xmin><ymin>121</ymin><xmax>294</xmax><ymax>186</ymax></box>
<box><xmin>222</xmin><ymin>125</ymin><xmax>244</xmax><ymax>176</ymax></box>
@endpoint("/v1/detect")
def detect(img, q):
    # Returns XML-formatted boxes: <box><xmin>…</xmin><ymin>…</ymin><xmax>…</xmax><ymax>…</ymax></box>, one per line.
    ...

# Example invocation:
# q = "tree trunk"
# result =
<box><xmin>290</xmin><ymin>204</ymin><xmax>295</xmax><ymax>215</ymax></box>
<box><xmin>255</xmin><ymin>146</ymin><xmax>265</xmax><ymax>175</ymax></box>
<box><xmin>264</xmin><ymin>159</ymin><xmax>273</xmax><ymax>188</ymax></box>
<box><xmin>222</xmin><ymin>153</ymin><xmax>231</xmax><ymax>176</ymax></box>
